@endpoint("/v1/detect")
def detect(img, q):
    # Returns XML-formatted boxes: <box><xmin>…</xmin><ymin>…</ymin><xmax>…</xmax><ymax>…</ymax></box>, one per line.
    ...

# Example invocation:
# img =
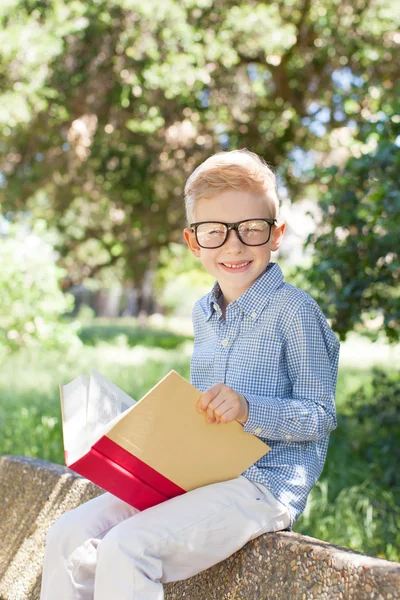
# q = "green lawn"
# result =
<box><xmin>0</xmin><ymin>323</ymin><xmax>398</xmax><ymax>562</ymax></box>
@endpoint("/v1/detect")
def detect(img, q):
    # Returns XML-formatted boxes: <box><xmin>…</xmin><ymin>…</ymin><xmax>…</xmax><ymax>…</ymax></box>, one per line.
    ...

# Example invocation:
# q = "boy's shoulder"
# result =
<box><xmin>272</xmin><ymin>280</ymin><xmax>317</xmax><ymax>312</ymax></box>
<box><xmin>192</xmin><ymin>277</ymin><xmax>321</xmax><ymax>323</ymax></box>
<box><xmin>264</xmin><ymin>280</ymin><xmax>325</xmax><ymax>328</ymax></box>
<box><xmin>192</xmin><ymin>272</ymin><xmax>339</xmax><ymax>350</ymax></box>
<box><xmin>272</xmin><ymin>283</ymin><xmax>339</xmax><ymax>349</ymax></box>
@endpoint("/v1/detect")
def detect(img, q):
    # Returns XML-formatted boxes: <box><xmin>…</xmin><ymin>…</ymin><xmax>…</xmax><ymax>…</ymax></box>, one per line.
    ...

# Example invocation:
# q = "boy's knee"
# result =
<box><xmin>45</xmin><ymin>508</ymin><xmax>88</xmax><ymax>554</ymax></box>
<box><xmin>98</xmin><ymin>522</ymin><xmax>148</xmax><ymax>563</ymax></box>
<box><xmin>97</xmin><ymin>524</ymin><xmax>164</xmax><ymax>585</ymax></box>
<box><xmin>97</xmin><ymin>525</ymin><xmax>130</xmax><ymax>561</ymax></box>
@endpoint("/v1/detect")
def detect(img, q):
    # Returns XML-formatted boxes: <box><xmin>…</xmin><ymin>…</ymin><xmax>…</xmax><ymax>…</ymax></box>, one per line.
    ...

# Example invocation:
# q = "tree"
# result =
<box><xmin>304</xmin><ymin>98</ymin><xmax>400</xmax><ymax>341</ymax></box>
<box><xmin>0</xmin><ymin>221</ymin><xmax>81</xmax><ymax>356</ymax></box>
<box><xmin>0</xmin><ymin>0</ymin><xmax>399</xmax><ymax>320</ymax></box>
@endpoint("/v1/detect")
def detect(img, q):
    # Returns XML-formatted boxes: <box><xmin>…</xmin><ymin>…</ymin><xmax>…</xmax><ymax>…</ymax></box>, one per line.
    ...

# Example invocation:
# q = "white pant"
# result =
<box><xmin>40</xmin><ymin>476</ymin><xmax>290</xmax><ymax>600</ymax></box>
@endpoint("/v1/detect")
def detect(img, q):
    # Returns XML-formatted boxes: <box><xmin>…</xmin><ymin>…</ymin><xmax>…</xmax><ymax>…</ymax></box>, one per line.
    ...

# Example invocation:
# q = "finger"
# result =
<box><xmin>207</xmin><ymin>395</ymin><xmax>232</xmax><ymax>421</ymax></box>
<box><xmin>197</xmin><ymin>383</ymin><xmax>224</xmax><ymax>412</ymax></box>
<box><xmin>206</xmin><ymin>393</ymin><xmax>228</xmax><ymax>419</ymax></box>
<box><xmin>217</xmin><ymin>406</ymin><xmax>238</xmax><ymax>424</ymax></box>
<box><xmin>213</xmin><ymin>397</ymin><xmax>237</xmax><ymax>421</ymax></box>
<box><xmin>206</xmin><ymin>388</ymin><xmax>237</xmax><ymax>419</ymax></box>
<box><xmin>206</xmin><ymin>396</ymin><xmax>229</xmax><ymax>424</ymax></box>
<box><xmin>209</xmin><ymin>398</ymin><xmax>238</xmax><ymax>423</ymax></box>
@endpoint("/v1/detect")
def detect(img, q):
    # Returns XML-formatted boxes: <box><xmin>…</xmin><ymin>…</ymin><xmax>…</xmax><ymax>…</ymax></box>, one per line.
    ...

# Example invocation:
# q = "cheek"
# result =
<box><xmin>199</xmin><ymin>249</ymin><xmax>218</xmax><ymax>269</ymax></box>
<box><xmin>254</xmin><ymin>246</ymin><xmax>271</xmax><ymax>261</ymax></box>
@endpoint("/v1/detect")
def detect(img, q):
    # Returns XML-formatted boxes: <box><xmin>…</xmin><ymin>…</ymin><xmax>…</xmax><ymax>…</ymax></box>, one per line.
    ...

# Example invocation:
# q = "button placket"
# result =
<box><xmin>216</xmin><ymin>308</ymin><xmax>241</xmax><ymax>382</ymax></box>
<box><xmin>214</xmin><ymin>320</ymin><xmax>228</xmax><ymax>382</ymax></box>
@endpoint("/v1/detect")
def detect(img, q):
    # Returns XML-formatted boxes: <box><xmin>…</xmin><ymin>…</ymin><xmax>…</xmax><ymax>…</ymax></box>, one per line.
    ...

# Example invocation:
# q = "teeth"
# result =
<box><xmin>223</xmin><ymin>261</ymin><xmax>250</xmax><ymax>269</ymax></box>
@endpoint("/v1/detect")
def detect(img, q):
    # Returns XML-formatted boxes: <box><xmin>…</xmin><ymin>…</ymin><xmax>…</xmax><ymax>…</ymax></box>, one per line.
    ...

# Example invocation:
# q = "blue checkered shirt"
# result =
<box><xmin>190</xmin><ymin>262</ymin><xmax>340</xmax><ymax>525</ymax></box>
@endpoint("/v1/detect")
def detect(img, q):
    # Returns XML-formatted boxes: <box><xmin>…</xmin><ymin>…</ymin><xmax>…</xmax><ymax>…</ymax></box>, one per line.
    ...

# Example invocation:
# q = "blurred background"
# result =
<box><xmin>0</xmin><ymin>0</ymin><xmax>399</xmax><ymax>561</ymax></box>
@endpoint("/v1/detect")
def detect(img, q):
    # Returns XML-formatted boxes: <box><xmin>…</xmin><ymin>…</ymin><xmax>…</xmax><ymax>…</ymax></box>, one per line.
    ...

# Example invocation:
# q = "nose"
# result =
<box><xmin>224</xmin><ymin>228</ymin><xmax>244</xmax><ymax>251</ymax></box>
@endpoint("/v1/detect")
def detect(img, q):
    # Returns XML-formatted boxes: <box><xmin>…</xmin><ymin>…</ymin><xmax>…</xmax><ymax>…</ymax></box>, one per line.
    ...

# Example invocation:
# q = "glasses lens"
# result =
<box><xmin>238</xmin><ymin>220</ymin><xmax>271</xmax><ymax>245</ymax></box>
<box><xmin>196</xmin><ymin>222</ymin><xmax>227</xmax><ymax>248</ymax></box>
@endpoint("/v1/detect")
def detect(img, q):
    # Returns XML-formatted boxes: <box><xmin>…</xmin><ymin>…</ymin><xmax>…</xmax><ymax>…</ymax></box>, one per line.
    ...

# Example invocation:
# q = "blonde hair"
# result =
<box><xmin>184</xmin><ymin>149</ymin><xmax>279</xmax><ymax>223</ymax></box>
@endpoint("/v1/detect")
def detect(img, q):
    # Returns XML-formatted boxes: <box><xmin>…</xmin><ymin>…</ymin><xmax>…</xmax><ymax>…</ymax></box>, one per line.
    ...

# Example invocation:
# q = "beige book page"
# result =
<box><xmin>106</xmin><ymin>370</ymin><xmax>269</xmax><ymax>491</ymax></box>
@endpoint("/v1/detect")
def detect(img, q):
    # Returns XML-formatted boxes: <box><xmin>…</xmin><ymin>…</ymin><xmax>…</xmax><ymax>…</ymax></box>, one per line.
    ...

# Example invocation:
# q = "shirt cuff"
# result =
<box><xmin>242</xmin><ymin>395</ymin><xmax>277</xmax><ymax>437</ymax></box>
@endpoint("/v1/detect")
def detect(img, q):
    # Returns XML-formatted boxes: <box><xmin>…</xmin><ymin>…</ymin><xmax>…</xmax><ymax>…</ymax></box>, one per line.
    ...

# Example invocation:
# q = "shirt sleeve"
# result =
<box><xmin>243</xmin><ymin>300</ymin><xmax>340</xmax><ymax>442</ymax></box>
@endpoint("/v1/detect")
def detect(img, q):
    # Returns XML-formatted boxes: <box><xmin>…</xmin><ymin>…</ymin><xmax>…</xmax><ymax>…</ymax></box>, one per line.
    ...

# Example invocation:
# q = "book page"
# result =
<box><xmin>86</xmin><ymin>369</ymin><xmax>136</xmax><ymax>446</ymax></box>
<box><xmin>60</xmin><ymin>375</ymin><xmax>90</xmax><ymax>464</ymax></box>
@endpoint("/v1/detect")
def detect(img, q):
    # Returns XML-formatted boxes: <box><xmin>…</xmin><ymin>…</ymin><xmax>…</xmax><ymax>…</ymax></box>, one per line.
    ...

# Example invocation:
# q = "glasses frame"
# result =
<box><xmin>189</xmin><ymin>218</ymin><xmax>277</xmax><ymax>249</ymax></box>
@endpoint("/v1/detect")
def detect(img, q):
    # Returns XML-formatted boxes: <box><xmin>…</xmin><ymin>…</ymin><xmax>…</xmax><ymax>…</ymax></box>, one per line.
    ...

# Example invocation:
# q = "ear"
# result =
<box><xmin>183</xmin><ymin>227</ymin><xmax>201</xmax><ymax>257</ymax></box>
<box><xmin>270</xmin><ymin>221</ymin><xmax>286</xmax><ymax>252</ymax></box>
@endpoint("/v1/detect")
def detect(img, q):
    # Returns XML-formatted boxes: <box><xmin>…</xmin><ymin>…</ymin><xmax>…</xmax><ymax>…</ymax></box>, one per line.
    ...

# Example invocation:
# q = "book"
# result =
<box><xmin>60</xmin><ymin>369</ymin><xmax>270</xmax><ymax>511</ymax></box>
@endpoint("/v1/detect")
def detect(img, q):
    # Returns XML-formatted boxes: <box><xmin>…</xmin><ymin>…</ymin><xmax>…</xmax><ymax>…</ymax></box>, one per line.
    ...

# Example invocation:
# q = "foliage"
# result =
<box><xmin>78</xmin><ymin>320</ymin><xmax>192</xmax><ymax>349</ymax></box>
<box><xmin>0</xmin><ymin>222</ymin><xmax>81</xmax><ymax>358</ymax></box>
<box><xmin>304</xmin><ymin>104</ymin><xmax>400</xmax><ymax>341</ymax></box>
<box><xmin>347</xmin><ymin>368</ymin><xmax>400</xmax><ymax>490</ymax></box>
<box><xmin>295</xmin><ymin>368</ymin><xmax>400</xmax><ymax>561</ymax></box>
<box><xmin>155</xmin><ymin>243</ymin><xmax>215</xmax><ymax>316</ymax></box>
<box><xmin>1</xmin><ymin>0</ymin><xmax>399</xmax><ymax>297</ymax></box>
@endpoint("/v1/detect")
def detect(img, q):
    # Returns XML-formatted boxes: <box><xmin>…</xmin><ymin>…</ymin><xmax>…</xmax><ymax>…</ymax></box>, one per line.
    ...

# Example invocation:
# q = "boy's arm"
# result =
<box><xmin>243</xmin><ymin>301</ymin><xmax>340</xmax><ymax>442</ymax></box>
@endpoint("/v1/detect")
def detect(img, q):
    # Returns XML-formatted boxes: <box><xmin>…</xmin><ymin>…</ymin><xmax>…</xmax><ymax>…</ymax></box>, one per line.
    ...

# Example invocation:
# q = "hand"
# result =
<box><xmin>197</xmin><ymin>383</ymin><xmax>249</xmax><ymax>424</ymax></box>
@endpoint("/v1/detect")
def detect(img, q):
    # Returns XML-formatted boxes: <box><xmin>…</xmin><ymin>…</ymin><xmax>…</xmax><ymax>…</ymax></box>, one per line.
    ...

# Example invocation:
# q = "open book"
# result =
<box><xmin>60</xmin><ymin>370</ymin><xmax>270</xmax><ymax>510</ymax></box>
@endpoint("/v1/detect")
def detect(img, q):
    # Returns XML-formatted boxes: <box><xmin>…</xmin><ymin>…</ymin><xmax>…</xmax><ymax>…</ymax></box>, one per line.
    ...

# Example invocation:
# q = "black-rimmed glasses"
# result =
<box><xmin>190</xmin><ymin>218</ymin><xmax>277</xmax><ymax>249</ymax></box>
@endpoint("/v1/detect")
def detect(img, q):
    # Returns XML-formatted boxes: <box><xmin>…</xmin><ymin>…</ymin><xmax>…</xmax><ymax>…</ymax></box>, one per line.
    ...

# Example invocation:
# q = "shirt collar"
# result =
<box><xmin>205</xmin><ymin>262</ymin><xmax>284</xmax><ymax>321</ymax></box>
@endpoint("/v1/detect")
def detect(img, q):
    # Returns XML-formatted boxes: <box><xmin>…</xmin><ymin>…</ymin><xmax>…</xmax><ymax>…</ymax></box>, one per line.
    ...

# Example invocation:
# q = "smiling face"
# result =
<box><xmin>184</xmin><ymin>189</ymin><xmax>285</xmax><ymax>305</ymax></box>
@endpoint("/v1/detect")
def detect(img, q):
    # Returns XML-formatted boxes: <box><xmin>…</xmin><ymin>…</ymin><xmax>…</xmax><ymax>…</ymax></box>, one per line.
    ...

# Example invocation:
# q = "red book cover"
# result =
<box><xmin>68</xmin><ymin>439</ymin><xmax>184</xmax><ymax>510</ymax></box>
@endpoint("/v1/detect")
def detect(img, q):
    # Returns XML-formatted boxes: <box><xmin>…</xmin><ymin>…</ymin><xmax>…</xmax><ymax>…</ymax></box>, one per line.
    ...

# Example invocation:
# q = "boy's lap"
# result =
<box><xmin>94</xmin><ymin>476</ymin><xmax>290</xmax><ymax>583</ymax></box>
<box><xmin>103</xmin><ymin>476</ymin><xmax>289</xmax><ymax>550</ymax></box>
<box><xmin>51</xmin><ymin>476</ymin><xmax>289</xmax><ymax>558</ymax></box>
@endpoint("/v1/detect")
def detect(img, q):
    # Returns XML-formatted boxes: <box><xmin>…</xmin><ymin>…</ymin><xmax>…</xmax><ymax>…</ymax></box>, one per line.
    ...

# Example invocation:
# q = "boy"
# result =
<box><xmin>40</xmin><ymin>149</ymin><xmax>339</xmax><ymax>600</ymax></box>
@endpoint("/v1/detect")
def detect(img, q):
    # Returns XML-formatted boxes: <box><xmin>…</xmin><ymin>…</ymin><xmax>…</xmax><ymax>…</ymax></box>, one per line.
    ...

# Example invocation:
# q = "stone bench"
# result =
<box><xmin>0</xmin><ymin>455</ymin><xmax>399</xmax><ymax>600</ymax></box>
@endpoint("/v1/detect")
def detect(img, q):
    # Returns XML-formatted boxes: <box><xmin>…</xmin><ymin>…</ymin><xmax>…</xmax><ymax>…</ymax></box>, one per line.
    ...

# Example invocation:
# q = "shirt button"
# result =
<box><xmin>213</xmin><ymin>303</ymin><xmax>219</xmax><ymax>311</ymax></box>
<box><xmin>251</xmin><ymin>311</ymin><xmax>257</xmax><ymax>319</ymax></box>
<box><xmin>221</xmin><ymin>338</ymin><xmax>229</xmax><ymax>347</ymax></box>
<box><xmin>255</xmin><ymin>427</ymin><xmax>262</xmax><ymax>435</ymax></box>
<box><xmin>285</xmin><ymin>434</ymin><xmax>292</xmax><ymax>440</ymax></box>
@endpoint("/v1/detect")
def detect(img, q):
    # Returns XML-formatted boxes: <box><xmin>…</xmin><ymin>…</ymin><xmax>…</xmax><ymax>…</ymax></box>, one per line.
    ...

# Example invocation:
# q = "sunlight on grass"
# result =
<box><xmin>339</xmin><ymin>331</ymin><xmax>400</xmax><ymax>368</ymax></box>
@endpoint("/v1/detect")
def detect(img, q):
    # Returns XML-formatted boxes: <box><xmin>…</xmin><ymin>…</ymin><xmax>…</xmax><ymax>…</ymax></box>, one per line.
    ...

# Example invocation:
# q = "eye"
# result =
<box><xmin>244</xmin><ymin>223</ymin><xmax>265</xmax><ymax>233</ymax></box>
<box><xmin>197</xmin><ymin>223</ymin><xmax>226</xmax><ymax>239</ymax></box>
<box><xmin>204</xmin><ymin>226</ymin><xmax>224</xmax><ymax>236</ymax></box>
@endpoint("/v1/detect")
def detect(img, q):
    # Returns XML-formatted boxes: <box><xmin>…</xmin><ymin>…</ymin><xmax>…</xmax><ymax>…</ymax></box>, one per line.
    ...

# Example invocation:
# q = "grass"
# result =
<box><xmin>0</xmin><ymin>321</ymin><xmax>398</xmax><ymax>562</ymax></box>
<box><xmin>77</xmin><ymin>320</ymin><xmax>192</xmax><ymax>349</ymax></box>
<box><xmin>0</xmin><ymin>337</ymin><xmax>192</xmax><ymax>463</ymax></box>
